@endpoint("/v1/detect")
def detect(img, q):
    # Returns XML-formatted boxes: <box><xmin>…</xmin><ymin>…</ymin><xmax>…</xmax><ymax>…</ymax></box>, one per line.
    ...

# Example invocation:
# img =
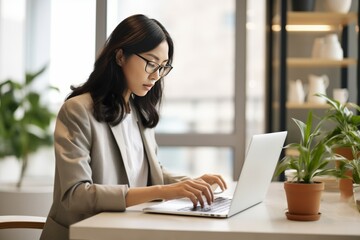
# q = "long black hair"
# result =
<box><xmin>67</xmin><ymin>14</ymin><xmax>174</xmax><ymax>128</ymax></box>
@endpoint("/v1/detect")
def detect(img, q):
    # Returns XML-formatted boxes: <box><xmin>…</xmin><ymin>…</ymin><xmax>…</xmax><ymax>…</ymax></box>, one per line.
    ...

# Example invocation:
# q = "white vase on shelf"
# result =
<box><xmin>324</xmin><ymin>0</ymin><xmax>352</xmax><ymax>13</ymax></box>
<box><xmin>307</xmin><ymin>74</ymin><xmax>329</xmax><ymax>104</ymax></box>
<box><xmin>311</xmin><ymin>37</ymin><xmax>325</xmax><ymax>58</ymax></box>
<box><xmin>321</xmin><ymin>34</ymin><xmax>344</xmax><ymax>60</ymax></box>
<box><xmin>288</xmin><ymin>79</ymin><xmax>305</xmax><ymax>104</ymax></box>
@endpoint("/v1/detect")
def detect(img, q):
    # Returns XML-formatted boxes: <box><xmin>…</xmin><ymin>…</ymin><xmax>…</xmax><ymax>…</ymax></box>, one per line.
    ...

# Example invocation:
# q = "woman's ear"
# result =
<box><xmin>115</xmin><ymin>49</ymin><xmax>125</xmax><ymax>66</ymax></box>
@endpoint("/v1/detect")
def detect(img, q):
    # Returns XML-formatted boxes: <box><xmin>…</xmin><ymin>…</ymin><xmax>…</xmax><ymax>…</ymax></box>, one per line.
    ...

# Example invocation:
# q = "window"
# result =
<box><xmin>246</xmin><ymin>0</ymin><xmax>266</xmax><ymax>136</ymax></box>
<box><xmin>49</xmin><ymin>0</ymin><xmax>96</xmax><ymax>103</ymax></box>
<box><xmin>0</xmin><ymin>0</ymin><xmax>266</xmax><ymax>182</ymax></box>
<box><xmin>159</xmin><ymin>147</ymin><xmax>233</xmax><ymax>181</ymax></box>
<box><xmin>107</xmin><ymin>0</ymin><xmax>235</xmax><ymax>134</ymax></box>
<box><xmin>0</xmin><ymin>0</ymin><xmax>26</xmax><ymax>81</ymax></box>
<box><xmin>0</xmin><ymin>0</ymin><xmax>96</xmax><ymax>181</ymax></box>
<box><xmin>106</xmin><ymin>0</ymin><xmax>238</xmax><ymax>180</ymax></box>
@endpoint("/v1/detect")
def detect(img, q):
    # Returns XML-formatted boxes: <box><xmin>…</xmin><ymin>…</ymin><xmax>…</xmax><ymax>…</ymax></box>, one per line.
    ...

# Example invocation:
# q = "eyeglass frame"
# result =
<box><xmin>134</xmin><ymin>53</ymin><xmax>173</xmax><ymax>77</ymax></box>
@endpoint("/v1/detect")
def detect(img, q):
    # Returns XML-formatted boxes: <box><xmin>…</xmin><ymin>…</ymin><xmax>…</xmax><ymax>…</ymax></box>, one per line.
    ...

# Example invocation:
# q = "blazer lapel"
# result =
<box><xmin>109</xmin><ymin>124</ymin><xmax>132</xmax><ymax>186</ymax></box>
<box><xmin>133</xmin><ymin>110</ymin><xmax>164</xmax><ymax>185</ymax></box>
<box><xmin>141</xmin><ymin>127</ymin><xmax>164</xmax><ymax>185</ymax></box>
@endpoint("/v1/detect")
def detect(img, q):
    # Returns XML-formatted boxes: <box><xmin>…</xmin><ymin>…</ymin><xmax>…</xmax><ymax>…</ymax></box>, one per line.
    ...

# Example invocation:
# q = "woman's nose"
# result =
<box><xmin>149</xmin><ymin>69</ymin><xmax>161</xmax><ymax>81</ymax></box>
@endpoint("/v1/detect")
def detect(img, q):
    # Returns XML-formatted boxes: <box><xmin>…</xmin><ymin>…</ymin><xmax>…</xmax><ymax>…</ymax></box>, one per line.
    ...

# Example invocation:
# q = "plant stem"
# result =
<box><xmin>17</xmin><ymin>154</ymin><xmax>28</xmax><ymax>188</ymax></box>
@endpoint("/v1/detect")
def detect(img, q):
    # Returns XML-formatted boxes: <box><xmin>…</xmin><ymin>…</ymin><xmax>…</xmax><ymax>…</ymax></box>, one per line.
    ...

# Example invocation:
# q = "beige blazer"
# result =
<box><xmin>40</xmin><ymin>93</ymin><xmax>188</xmax><ymax>240</ymax></box>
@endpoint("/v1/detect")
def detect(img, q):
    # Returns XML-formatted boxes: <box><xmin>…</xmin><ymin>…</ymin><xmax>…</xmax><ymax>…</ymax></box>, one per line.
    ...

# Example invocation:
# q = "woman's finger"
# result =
<box><xmin>184</xmin><ymin>182</ymin><xmax>210</xmax><ymax>207</ymax></box>
<box><xmin>189</xmin><ymin>180</ymin><xmax>214</xmax><ymax>204</ymax></box>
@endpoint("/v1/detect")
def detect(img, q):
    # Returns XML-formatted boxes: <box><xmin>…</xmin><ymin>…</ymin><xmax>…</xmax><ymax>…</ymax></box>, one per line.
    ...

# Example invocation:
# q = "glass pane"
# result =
<box><xmin>158</xmin><ymin>147</ymin><xmax>233</xmax><ymax>181</ymax></box>
<box><xmin>246</xmin><ymin>0</ymin><xmax>266</xmax><ymax>138</ymax></box>
<box><xmin>0</xmin><ymin>0</ymin><xmax>26</xmax><ymax>81</ymax></box>
<box><xmin>49</xmin><ymin>0</ymin><xmax>96</xmax><ymax>103</ymax></box>
<box><xmin>107</xmin><ymin>0</ymin><xmax>235</xmax><ymax>134</ymax></box>
<box><xmin>0</xmin><ymin>0</ymin><xmax>96</xmax><ymax>181</ymax></box>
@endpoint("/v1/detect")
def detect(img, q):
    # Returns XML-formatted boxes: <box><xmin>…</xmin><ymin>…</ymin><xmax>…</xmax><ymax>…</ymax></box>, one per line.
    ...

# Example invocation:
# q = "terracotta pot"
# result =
<box><xmin>284</xmin><ymin>181</ymin><xmax>324</xmax><ymax>221</ymax></box>
<box><xmin>335</xmin><ymin>147</ymin><xmax>354</xmax><ymax>199</ymax></box>
<box><xmin>353</xmin><ymin>183</ymin><xmax>360</xmax><ymax>212</ymax></box>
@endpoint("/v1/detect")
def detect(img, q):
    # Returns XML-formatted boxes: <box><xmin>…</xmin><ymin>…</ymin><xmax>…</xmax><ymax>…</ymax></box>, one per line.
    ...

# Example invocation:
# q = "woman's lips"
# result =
<box><xmin>143</xmin><ymin>84</ymin><xmax>154</xmax><ymax>91</ymax></box>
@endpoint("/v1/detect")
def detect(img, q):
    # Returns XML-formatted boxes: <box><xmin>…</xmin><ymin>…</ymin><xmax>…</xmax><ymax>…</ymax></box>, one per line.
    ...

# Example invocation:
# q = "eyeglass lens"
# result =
<box><xmin>145</xmin><ymin>63</ymin><xmax>172</xmax><ymax>77</ymax></box>
<box><xmin>134</xmin><ymin>53</ymin><xmax>172</xmax><ymax>77</ymax></box>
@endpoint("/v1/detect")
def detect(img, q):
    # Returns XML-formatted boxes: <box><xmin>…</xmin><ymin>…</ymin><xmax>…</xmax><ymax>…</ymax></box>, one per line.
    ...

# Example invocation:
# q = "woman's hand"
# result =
<box><xmin>197</xmin><ymin>174</ymin><xmax>227</xmax><ymax>193</ymax></box>
<box><xmin>160</xmin><ymin>179</ymin><xmax>214</xmax><ymax>208</ymax></box>
<box><xmin>126</xmin><ymin>175</ymin><xmax>227</xmax><ymax>208</ymax></box>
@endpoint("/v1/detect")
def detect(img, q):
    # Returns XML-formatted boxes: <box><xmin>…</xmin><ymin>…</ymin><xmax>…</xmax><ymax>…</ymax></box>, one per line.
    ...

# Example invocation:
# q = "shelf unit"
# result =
<box><xmin>267</xmin><ymin>0</ymin><xmax>360</xmax><ymax>133</ymax></box>
<box><xmin>273</xmin><ymin>11</ymin><xmax>357</xmax><ymax>25</ymax></box>
<box><xmin>273</xmin><ymin>102</ymin><xmax>354</xmax><ymax>110</ymax></box>
<box><xmin>274</xmin><ymin>58</ymin><xmax>357</xmax><ymax>67</ymax></box>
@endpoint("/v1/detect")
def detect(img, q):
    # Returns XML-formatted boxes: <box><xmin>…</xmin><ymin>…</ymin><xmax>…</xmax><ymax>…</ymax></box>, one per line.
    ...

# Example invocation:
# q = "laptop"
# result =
<box><xmin>143</xmin><ymin>131</ymin><xmax>287</xmax><ymax>218</ymax></box>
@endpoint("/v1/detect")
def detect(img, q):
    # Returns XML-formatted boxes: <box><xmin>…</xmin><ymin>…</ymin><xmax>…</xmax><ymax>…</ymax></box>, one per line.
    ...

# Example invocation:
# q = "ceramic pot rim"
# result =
<box><xmin>284</xmin><ymin>181</ymin><xmax>325</xmax><ymax>191</ymax></box>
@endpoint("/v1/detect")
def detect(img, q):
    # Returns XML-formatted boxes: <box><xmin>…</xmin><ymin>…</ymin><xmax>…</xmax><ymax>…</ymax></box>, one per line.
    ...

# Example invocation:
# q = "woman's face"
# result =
<box><xmin>118</xmin><ymin>41</ymin><xmax>169</xmax><ymax>100</ymax></box>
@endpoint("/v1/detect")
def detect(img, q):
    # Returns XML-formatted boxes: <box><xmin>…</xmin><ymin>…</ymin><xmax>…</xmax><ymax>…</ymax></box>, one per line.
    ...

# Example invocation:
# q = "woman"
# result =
<box><xmin>40</xmin><ymin>14</ymin><xmax>227</xmax><ymax>240</ymax></box>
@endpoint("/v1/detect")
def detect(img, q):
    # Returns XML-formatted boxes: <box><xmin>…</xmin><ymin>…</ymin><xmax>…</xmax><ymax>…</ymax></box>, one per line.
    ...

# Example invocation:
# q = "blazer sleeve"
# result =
<box><xmin>54</xmin><ymin>98</ymin><xmax>128</xmax><ymax>214</ymax></box>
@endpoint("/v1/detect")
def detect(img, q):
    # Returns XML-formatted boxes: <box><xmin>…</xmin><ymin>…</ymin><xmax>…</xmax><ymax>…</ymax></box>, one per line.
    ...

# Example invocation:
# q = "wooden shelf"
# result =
<box><xmin>273</xmin><ymin>12</ymin><xmax>358</xmax><ymax>26</ymax></box>
<box><xmin>285</xmin><ymin>148</ymin><xmax>299</xmax><ymax>157</ymax></box>
<box><xmin>286</xmin><ymin>102</ymin><xmax>329</xmax><ymax>109</ymax></box>
<box><xmin>273</xmin><ymin>102</ymin><xmax>353</xmax><ymax>110</ymax></box>
<box><xmin>274</xmin><ymin>58</ymin><xmax>357</xmax><ymax>68</ymax></box>
<box><xmin>288</xmin><ymin>58</ymin><xmax>357</xmax><ymax>67</ymax></box>
<box><xmin>273</xmin><ymin>102</ymin><xmax>327</xmax><ymax>109</ymax></box>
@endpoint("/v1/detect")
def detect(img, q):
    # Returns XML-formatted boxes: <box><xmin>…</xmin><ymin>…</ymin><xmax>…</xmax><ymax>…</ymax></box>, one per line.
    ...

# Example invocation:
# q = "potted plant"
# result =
<box><xmin>326</xmin><ymin>108</ymin><xmax>360</xmax><ymax>210</ymax></box>
<box><xmin>275</xmin><ymin>111</ymin><xmax>344</xmax><ymax>221</ymax></box>
<box><xmin>317</xmin><ymin>94</ymin><xmax>360</xmax><ymax>199</ymax></box>
<box><xmin>0</xmin><ymin>66</ymin><xmax>57</xmax><ymax>187</ymax></box>
<box><xmin>347</xmin><ymin>159</ymin><xmax>360</xmax><ymax>211</ymax></box>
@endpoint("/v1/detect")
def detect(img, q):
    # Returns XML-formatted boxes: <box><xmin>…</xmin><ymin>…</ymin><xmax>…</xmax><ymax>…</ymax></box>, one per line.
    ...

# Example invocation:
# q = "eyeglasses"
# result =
<box><xmin>134</xmin><ymin>54</ymin><xmax>173</xmax><ymax>77</ymax></box>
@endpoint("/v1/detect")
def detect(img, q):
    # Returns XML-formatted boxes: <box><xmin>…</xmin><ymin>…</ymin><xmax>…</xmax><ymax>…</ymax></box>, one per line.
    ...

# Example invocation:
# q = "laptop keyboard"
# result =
<box><xmin>178</xmin><ymin>197</ymin><xmax>231</xmax><ymax>213</ymax></box>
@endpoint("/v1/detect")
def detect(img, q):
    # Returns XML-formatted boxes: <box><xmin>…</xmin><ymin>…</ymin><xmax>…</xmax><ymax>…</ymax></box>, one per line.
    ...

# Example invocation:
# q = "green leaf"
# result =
<box><xmin>0</xmin><ymin>65</ymin><xmax>56</xmax><ymax>163</ymax></box>
<box><xmin>25</xmin><ymin>65</ymin><xmax>47</xmax><ymax>85</ymax></box>
<box><xmin>274</xmin><ymin>109</ymin><xmax>341</xmax><ymax>184</ymax></box>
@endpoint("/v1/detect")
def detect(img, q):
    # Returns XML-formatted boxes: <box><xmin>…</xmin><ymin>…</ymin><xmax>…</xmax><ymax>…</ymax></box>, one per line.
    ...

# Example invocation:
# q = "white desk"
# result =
<box><xmin>70</xmin><ymin>182</ymin><xmax>360</xmax><ymax>240</ymax></box>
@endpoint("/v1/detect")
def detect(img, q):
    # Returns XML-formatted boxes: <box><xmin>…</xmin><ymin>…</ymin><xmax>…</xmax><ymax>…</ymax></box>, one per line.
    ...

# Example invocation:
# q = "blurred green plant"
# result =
<box><xmin>346</xmin><ymin>159</ymin><xmax>360</xmax><ymax>184</ymax></box>
<box><xmin>0</xmin><ymin>66</ymin><xmax>57</xmax><ymax>187</ymax></box>
<box><xmin>275</xmin><ymin>111</ymin><xmax>345</xmax><ymax>183</ymax></box>
<box><xmin>317</xmin><ymin>94</ymin><xmax>360</xmax><ymax>151</ymax></box>
<box><xmin>317</xmin><ymin>94</ymin><xmax>360</xmax><ymax>184</ymax></box>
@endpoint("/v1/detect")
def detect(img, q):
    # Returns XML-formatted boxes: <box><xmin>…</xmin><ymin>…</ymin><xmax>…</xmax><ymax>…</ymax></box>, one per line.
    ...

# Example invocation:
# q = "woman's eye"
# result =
<box><xmin>147</xmin><ymin>62</ymin><xmax>158</xmax><ymax>69</ymax></box>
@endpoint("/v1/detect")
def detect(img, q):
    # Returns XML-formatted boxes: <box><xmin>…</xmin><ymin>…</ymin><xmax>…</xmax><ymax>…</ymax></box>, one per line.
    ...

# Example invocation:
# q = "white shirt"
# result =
<box><xmin>121</xmin><ymin>111</ymin><xmax>149</xmax><ymax>187</ymax></box>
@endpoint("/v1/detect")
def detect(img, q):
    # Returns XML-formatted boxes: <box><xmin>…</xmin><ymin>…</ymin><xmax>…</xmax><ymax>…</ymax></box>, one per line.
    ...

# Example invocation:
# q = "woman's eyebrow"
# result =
<box><xmin>145</xmin><ymin>53</ymin><xmax>168</xmax><ymax>63</ymax></box>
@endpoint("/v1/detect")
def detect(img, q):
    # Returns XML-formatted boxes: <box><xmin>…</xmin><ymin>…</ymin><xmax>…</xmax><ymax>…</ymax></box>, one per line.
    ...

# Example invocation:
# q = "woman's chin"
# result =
<box><xmin>133</xmin><ymin>91</ymin><xmax>149</xmax><ymax>97</ymax></box>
